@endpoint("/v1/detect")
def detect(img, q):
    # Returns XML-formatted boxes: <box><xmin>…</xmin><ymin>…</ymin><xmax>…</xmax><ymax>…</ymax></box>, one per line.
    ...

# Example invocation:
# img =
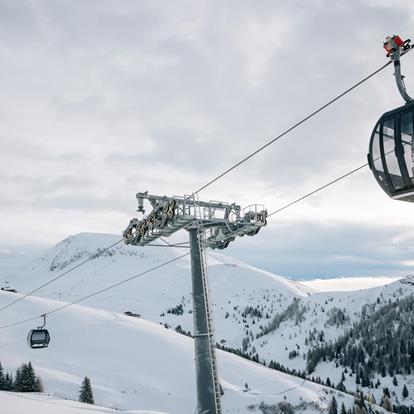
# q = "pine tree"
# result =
<box><xmin>402</xmin><ymin>384</ymin><xmax>409</xmax><ymax>399</ymax></box>
<box><xmin>20</xmin><ymin>362</ymin><xmax>37</xmax><ymax>392</ymax></box>
<box><xmin>328</xmin><ymin>396</ymin><xmax>338</xmax><ymax>414</ymax></box>
<box><xmin>337</xmin><ymin>381</ymin><xmax>346</xmax><ymax>392</ymax></box>
<box><xmin>4</xmin><ymin>373</ymin><xmax>13</xmax><ymax>391</ymax></box>
<box><xmin>379</xmin><ymin>360</ymin><xmax>386</xmax><ymax>377</ymax></box>
<box><xmin>13</xmin><ymin>367</ymin><xmax>22</xmax><ymax>391</ymax></box>
<box><xmin>0</xmin><ymin>362</ymin><xmax>5</xmax><ymax>390</ymax></box>
<box><xmin>393</xmin><ymin>376</ymin><xmax>398</xmax><ymax>386</ymax></box>
<box><xmin>355</xmin><ymin>390</ymin><xmax>366</xmax><ymax>409</ymax></box>
<box><xmin>19</xmin><ymin>363</ymin><xmax>30</xmax><ymax>391</ymax></box>
<box><xmin>79</xmin><ymin>377</ymin><xmax>94</xmax><ymax>405</ymax></box>
<box><xmin>340</xmin><ymin>402</ymin><xmax>347</xmax><ymax>414</ymax></box>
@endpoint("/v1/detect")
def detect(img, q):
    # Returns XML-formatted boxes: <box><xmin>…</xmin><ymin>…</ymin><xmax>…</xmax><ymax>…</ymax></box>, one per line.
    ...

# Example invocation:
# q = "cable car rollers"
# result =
<box><xmin>368</xmin><ymin>35</ymin><xmax>414</xmax><ymax>202</ymax></box>
<box><xmin>27</xmin><ymin>314</ymin><xmax>50</xmax><ymax>349</ymax></box>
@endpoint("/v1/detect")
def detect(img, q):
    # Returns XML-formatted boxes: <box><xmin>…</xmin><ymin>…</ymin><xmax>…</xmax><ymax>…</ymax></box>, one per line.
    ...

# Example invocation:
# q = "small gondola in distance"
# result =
<box><xmin>27</xmin><ymin>314</ymin><xmax>50</xmax><ymax>349</ymax></box>
<box><xmin>27</xmin><ymin>328</ymin><xmax>50</xmax><ymax>349</ymax></box>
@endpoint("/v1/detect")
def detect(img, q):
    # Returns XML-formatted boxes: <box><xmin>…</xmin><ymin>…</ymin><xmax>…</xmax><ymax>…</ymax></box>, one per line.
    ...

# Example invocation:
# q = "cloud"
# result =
<box><xmin>301</xmin><ymin>276</ymin><xmax>402</xmax><ymax>292</ymax></box>
<box><xmin>1</xmin><ymin>0</ymin><xmax>414</xmax><ymax>278</ymax></box>
<box><xmin>224</xmin><ymin>220</ymin><xmax>414</xmax><ymax>279</ymax></box>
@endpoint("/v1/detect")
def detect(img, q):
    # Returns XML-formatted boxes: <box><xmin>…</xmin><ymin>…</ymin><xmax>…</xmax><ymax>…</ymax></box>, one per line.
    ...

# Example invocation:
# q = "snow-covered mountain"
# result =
<box><xmin>246</xmin><ymin>277</ymin><xmax>414</xmax><ymax>405</ymax></box>
<box><xmin>0</xmin><ymin>291</ymin><xmax>353</xmax><ymax>413</ymax></box>
<box><xmin>2</xmin><ymin>232</ymin><xmax>414</xmax><ymax>411</ymax></box>
<box><xmin>2</xmin><ymin>232</ymin><xmax>311</xmax><ymax>350</ymax></box>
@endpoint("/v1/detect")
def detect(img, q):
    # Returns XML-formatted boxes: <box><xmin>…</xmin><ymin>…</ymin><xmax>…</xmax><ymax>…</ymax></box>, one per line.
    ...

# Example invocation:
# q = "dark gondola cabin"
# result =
<box><xmin>27</xmin><ymin>329</ymin><xmax>50</xmax><ymax>349</ymax></box>
<box><xmin>368</xmin><ymin>100</ymin><xmax>414</xmax><ymax>202</ymax></box>
<box><xmin>369</xmin><ymin>35</ymin><xmax>414</xmax><ymax>202</ymax></box>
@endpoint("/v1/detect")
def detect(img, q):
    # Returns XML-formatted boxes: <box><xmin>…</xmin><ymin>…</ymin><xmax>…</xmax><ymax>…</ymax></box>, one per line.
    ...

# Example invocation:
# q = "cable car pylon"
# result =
<box><xmin>123</xmin><ymin>193</ymin><xmax>267</xmax><ymax>414</ymax></box>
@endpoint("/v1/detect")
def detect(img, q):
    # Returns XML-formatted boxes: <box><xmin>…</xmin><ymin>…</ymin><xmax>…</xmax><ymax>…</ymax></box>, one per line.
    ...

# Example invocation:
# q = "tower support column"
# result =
<box><xmin>188</xmin><ymin>228</ymin><xmax>221</xmax><ymax>414</ymax></box>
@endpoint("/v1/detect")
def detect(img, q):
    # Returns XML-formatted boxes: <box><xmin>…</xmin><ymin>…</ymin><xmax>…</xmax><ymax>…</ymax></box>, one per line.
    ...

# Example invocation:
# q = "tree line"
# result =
<box><xmin>0</xmin><ymin>361</ymin><xmax>43</xmax><ymax>392</ymax></box>
<box><xmin>0</xmin><ymin>360</ymin><xmax>95</xmax><ymax>406</ymax></box>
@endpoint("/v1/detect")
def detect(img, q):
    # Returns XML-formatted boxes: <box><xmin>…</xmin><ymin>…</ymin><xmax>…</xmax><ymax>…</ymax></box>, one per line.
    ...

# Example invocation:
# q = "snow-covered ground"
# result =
<box><xmin>0</xmin><ymin>291</ymin><xmax>352</xmax><ymax>413</ymax></box>
<box><xmin>1</xmin><ymin>232</ymin><xmax>412</xmax><ymax>411</ymax></box>
<box><xmin>5</xmin><ymin>233</ymin><xmax>409</xmax><ymax>359</ymax></box>
<box><xmin>0</xmin><ymin>392</ymin><xmax>163</xmax><ymax>414</ymax></box>
<box><xmin>1</xmin><ymin>233</ymin><xmax>312</xmax><ymax>351</ymax></box>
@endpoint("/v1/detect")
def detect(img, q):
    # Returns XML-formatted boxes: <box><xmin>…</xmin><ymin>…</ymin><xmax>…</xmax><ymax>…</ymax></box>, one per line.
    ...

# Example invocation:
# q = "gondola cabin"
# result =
<box><xmin>368</xmin><ymin>100</ymin><xmax>414</xmax><ymax>202</ymax></box>
<box><xmin>27</xmin><ymin>329</ymin><xmax>50</xmax><ymax>349</ymax></box>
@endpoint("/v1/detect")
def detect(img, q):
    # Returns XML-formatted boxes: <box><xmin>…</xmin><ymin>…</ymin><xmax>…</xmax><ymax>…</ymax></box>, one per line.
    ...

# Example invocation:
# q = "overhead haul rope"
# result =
<box><xmin>267</xmin><ymin>163</ymin><xmax>369</xmax><ymax>217</ymax></box>
<box><xmin>0</xmin><ymin>252</ymin><xmax>190</xmax><ymax>330</ymax></box>
<box><xmin>189</xmin><ymin>46</ymin><xmax>413</xmax><ymax>198</ymax></box>
<box><xmin>266</xmin><ymin>144</ymin><xmax>405</xmax><ymax>218</ymax></box>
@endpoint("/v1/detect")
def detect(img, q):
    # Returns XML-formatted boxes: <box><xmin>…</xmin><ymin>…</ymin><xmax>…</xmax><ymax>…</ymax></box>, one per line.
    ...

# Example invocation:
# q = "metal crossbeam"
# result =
<box><xmin>123</xmin><ymin>192</ymin><xmax>267</xmax><ymax>250</ymax></box>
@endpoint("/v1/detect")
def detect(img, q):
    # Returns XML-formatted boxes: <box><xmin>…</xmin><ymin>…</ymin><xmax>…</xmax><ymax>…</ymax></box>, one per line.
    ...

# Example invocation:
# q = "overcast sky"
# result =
<box><xmin>1</xmin><ymin>0</ymin><xmax>414</xmax><ymax>279</ymax></box>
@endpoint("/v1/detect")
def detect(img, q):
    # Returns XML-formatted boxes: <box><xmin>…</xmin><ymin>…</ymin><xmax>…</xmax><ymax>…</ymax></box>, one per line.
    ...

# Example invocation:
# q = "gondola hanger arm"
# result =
<box><xmin>38</xmin><ymin>314</ymin><xmax>47</xmax><ymax>329</ymax></box>
<box><xmin>384</xmin><ymin>35</ymin><xmax>413</xmax><ymax>103</ymax></box>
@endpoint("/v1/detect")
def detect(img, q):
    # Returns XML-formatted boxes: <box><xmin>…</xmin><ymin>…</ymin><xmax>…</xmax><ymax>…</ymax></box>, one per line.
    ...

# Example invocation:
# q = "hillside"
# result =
<box><xmin>0</xmin><ymin>392</ymin><xmax>160</xmax><ymax>414</ymax></box>
<box><xmin>4</xmin><ymin>234</ymin><xmax>412</xmax><ymax>356</ymax></box>
<box><xmin>250</xmin><ymin>277</ymin><xmax>414</xmax><ymax>365</ymax></box>
<box><xmin>3</xmin><ymin>232</ymin><xmax>414</xmax><ymax>410</ymax></box>
<box><xmin>0</xmin><ymin>291</ymin><xmax>352</xmax><ymax>413</ymax></box>
<box><xmin>305</xmin><ymin>295</ymin><xmax>414</xmax><ymax>408</ymax></box>
<box><xmin>1</xmin><ymin>232</ymin><xmax>311</xmax><ymax>350</ymax></box>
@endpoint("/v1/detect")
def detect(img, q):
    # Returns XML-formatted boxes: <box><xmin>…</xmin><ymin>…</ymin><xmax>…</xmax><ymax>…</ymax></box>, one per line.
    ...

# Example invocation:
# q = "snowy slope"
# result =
<box><xmin>0</xmin><ymin>291</ymin><xmax>353</xmax><ymax>413</ymax></box>
<box><xmin>0</xmin><ymin>392</ymin><xmax>164</xmax><ymax>414</ymax></box>
<box><xmin>4</xmin><ymin>233</ymin><xmax>411</xmax><ymax>359</ymax></box>
<box><xmin>253</xmin><ymin>276</ymin><xmax>414</xmax><ymax>368</ymax></box>
<box><xmin>245</xmin><ymin>276</ymin><xmax>414</xmax><ymax>408</ymax></box>
<box><xmin>2</xmin><ymin>233</ymin><xmax>311</xmax><ymax>350</ymax></box>
<box><xmin>3</xmin><ymin>232</ymin><xmax>414</xmax><ymax>409</ymax></box>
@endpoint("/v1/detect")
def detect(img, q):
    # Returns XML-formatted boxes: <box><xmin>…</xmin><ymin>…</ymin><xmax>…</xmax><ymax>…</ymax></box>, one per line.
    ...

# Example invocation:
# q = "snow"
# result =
<box><xmin>1</xmin><ymin>232</ymin><xmax>411</xmax><ymax>411</ymax></box>
<box><xmin>0</xmin><ymin>290</ymin><xmax>352</xmax><ymax>413</ymax></box>
<box><xmin>0</xmin><ymin>392</ymin><xmax>166</xmax><ymax>414</ymax></box>
<box><xmin>2</xmin><ymin>232</ymin><xmax>312</xmax><ymax>351</ymax></box>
